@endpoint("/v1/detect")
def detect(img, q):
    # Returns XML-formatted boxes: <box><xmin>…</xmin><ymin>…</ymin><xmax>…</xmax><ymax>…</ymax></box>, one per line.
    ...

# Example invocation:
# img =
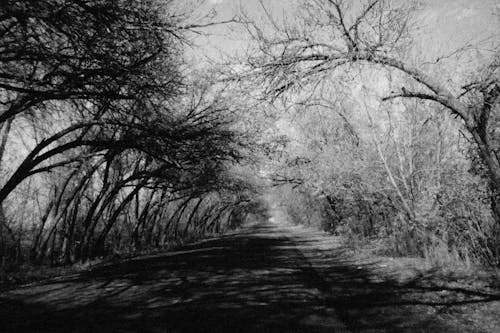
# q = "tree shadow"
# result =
<box><xmin>0</xmin><ymin>223</ymin><xmax>498</xmax><ymax>332</ymax></box>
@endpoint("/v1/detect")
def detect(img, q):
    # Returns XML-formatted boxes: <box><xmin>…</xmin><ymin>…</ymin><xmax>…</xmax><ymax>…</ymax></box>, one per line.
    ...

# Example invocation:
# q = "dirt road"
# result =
<box><xmin>1</xmin><ymin>221</ymin><xmax>499</xmax><ymax>332</ymax></box>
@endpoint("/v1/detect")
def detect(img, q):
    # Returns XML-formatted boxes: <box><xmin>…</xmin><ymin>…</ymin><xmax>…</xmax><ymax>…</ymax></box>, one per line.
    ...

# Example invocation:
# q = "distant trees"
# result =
<box><xmin>242</xmin><ymin>0</ymin><xmax>499</xmax><ymax>264</ymax></box>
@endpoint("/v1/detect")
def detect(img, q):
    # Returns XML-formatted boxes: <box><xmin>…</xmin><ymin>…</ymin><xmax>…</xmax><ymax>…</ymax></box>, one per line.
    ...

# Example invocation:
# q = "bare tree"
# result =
<box><xmin>242</xmin><ymin>0</ymin><xmax>500</xmax><ymax>225</ymax></box>
<box><xmin>0</xmin><ymin>1</ymin><xmax>261</xmax><ymax>267</ymax></box>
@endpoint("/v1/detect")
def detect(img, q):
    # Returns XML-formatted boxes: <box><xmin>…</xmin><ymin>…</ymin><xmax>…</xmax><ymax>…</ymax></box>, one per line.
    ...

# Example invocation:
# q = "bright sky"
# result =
<box><xmin>187</xmin><ymin>0</ymin><xmax>499</xmax><ymax>68</ymax></box>
<box><xmin>186</xmin><ymin>0</ymin><xmax>299</xmax><ymax>65</ymax></box>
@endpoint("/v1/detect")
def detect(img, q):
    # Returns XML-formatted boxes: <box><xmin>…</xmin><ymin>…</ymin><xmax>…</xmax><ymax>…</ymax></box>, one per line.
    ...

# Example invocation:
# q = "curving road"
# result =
<box><xmin>1</xmin><ymin>221</ymin><xmax>497</xmax><ymax>332</ymax></box>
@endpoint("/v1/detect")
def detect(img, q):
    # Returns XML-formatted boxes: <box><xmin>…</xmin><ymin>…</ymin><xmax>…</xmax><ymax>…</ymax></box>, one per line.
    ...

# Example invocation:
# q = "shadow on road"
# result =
<box><xmin>0</xmin><ymin>222</ymin><xmax>499</xmax><ymax>332</ymax></box>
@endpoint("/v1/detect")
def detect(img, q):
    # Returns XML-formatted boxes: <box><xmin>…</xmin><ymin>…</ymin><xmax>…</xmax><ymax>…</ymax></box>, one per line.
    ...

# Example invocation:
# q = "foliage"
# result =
<box><xmin>0</xmin><ymin>0</ymin><xmax>263</xmax><ymax>272</ymax></box>
<box><xmin>240</xmin><ymin>0</ymin><xmax>500</xmax><ymax>265</ymax></box>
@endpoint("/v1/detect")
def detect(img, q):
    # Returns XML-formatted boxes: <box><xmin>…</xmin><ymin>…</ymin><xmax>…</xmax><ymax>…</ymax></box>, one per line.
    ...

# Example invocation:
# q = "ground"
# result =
<box><xmin>0</xmin><ymin>218</ymin><xmax>499</xmax><ymax>332</ymax></box>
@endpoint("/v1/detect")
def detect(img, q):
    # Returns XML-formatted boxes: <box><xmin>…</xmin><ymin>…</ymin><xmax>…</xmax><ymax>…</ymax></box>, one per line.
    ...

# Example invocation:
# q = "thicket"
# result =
<box><xmin>0</xmin><ymin>0</ymin><xmax>262</xmax><ymax>276</ymax></box>
<box><xmin>265</xmin><ymin>100</ymin><xmax>498</xmax><ymax>265</ymax></box>
<box><xmin>243</xmin><ymin>0</ymin><xmax>500</xmax><ymax>266</ymax></box>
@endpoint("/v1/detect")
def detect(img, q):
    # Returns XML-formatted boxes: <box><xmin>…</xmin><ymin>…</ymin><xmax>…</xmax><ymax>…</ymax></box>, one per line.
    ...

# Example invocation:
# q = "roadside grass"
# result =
<box><xmin>0</xmin><ymin>262</ymin><xmax>88</xmax><ymax>291</ymax></box>
<box><xmin>342</xmin><ymin>235</ymin><xmax>500</xmax><ymax>331</ymax></box>
<box><xmin>290</xmin><ymin>222</ymin><xmax>500</xmax><ymax>333</ymax></box>
<box><xmin>0</xmin><ymin>227</ymin><xmax>244</xmax><ymax>291</ymax></box>
<box><xmin>341</xmin><ymin>235</ymin><xmax>500</xmax><ymax>287</ymax></box>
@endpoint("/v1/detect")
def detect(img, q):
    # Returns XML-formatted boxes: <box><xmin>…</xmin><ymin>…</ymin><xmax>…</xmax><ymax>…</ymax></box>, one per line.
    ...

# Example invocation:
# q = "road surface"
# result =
<box><xmin>1</xmin><ymin>221</ymin><xmax>498</xmax><ymax>332</ymax></box>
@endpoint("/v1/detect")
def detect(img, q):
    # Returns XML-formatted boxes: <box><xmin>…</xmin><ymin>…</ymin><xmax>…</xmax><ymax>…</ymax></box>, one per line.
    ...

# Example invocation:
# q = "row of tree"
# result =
<box><xmin>240</xmin><ymin>0</ymin><xmax>499</xmax><ymax>265</ymax></box>
<box><xmin>0</xmin><ymin>0</ymin><xmax>262</xmax><ymax>270</ymax></box>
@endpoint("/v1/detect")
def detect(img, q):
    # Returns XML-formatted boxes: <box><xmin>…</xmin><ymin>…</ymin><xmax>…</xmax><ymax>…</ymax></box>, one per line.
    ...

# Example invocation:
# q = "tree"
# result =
<box><xmin>0</xmin><ymin>0</ymin><xmax>182</xmax><ymax>217</ymax></box>
<box><xmin>0</xmin><ymin>0</ymin><xmax>258</xmax><ymax>266</ymax></box>
<box><xmin>241</xmin><ymin>0</ymin><xmax>500</xmax><ymax>226</ymax></box>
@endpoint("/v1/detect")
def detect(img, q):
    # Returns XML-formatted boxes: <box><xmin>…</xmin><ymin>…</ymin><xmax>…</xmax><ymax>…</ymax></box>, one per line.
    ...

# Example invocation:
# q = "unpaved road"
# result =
<box><xmin>1</xmin><ymin>221</ymin><xmax>499</xmax><ymax>332</ymax></box>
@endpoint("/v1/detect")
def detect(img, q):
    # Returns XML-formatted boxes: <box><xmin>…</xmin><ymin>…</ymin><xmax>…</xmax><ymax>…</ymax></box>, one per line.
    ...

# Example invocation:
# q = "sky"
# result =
<box><xmin>186</xmin><ymin>0</ymin><xmax>299</xmax><ymax>65</ymax></box>
<box><xmin>187</xmin><ymin>0</ymin><xmax>499</xmax><ymax>68</ymax></box>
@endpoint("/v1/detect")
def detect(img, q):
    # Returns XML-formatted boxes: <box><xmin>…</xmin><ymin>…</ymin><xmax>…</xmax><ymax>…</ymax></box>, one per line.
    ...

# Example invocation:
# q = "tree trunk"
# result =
<box><xmin>470</xmin><ymin>127</ymin><xmax>500</xmax><ymax>225</ymax></box>
<box><xmin>0</xmin><ymin>116</ymin><xmax>15</xmax><ymax>257</ymax></box>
